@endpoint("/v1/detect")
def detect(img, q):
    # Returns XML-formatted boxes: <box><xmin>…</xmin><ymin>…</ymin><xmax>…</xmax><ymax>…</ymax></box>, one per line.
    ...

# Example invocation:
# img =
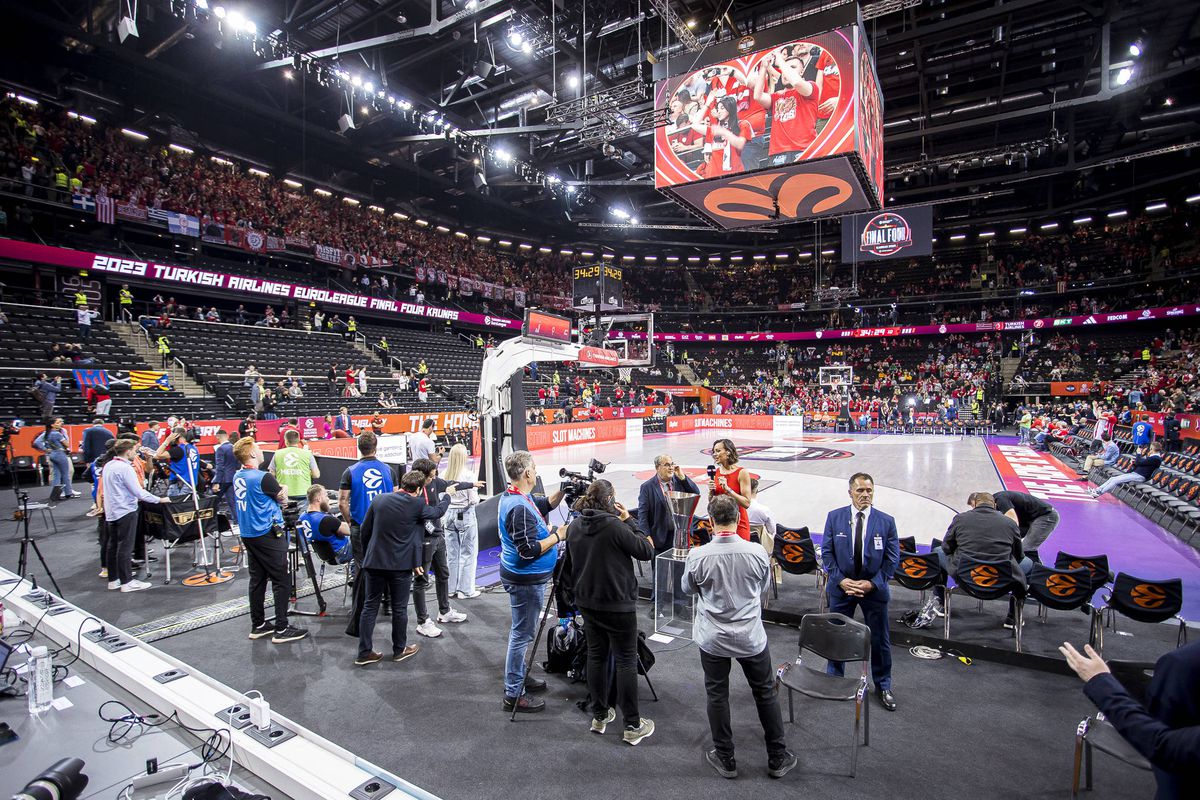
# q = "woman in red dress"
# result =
<box><xmin>709</xmin><ymin>438</ymin><xmax>752</xmax><ymax>541</ymax></box>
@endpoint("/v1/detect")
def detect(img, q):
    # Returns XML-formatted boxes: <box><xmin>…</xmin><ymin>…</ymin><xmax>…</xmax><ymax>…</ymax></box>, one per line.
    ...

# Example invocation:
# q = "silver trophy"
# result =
<box><xmin>656</xmin><ymin>490</ymin><xmax>701</xmax><ymax>639</ymax></box>
<box><xmin>668</xmin><ymin>491</ymin><xmax>700</xmax><ymax>555</ymax></box>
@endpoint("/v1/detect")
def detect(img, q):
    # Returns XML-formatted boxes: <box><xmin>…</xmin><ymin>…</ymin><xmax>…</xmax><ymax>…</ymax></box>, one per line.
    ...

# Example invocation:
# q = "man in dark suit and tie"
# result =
<box><xmin>1060</xmin><ymin>639</ymin><xmax>1200</xmax><ymax>799</ymax></box>
<box><xmin>638</xmin><ymin>455</ymin><xmax>701</xmax><ymax>554</ymax></box>
<box><xmin>210</xmin><ymin>430</ymin><xmax>238</xmax><ymax>518</ymax></box>
<box><xmin>355</xmin><ymin>469</ymin><xmax>451</xmax><ymax>666</ymax></box>
<box><xmin>333</xmin><ymin>406</ymin><xmax>354</xmax><ymax>437</ymax></box>
<box><xmin>820</xmin><ymin>472</ymin><xmax>900</xmax><ymax>711</ymax></box>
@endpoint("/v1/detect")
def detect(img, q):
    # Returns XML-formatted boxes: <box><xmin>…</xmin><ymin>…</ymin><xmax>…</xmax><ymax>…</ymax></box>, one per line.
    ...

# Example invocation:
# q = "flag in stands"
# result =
<box><xmin>72</xmin><ymin>193</ymin><xmax>96</xmax><ymax>214</ymax></box>
<box><xmin>95</xmin><ymin>195</ymin><xmax>114</xmax><ymax>224</ymax></box>
<box><xmin>129</xmin><ymin>371</ymin><xmax>172</xmax><ymax>391</ymax></box>
<box><xmin>72</xmin><ymin>369</ymin><xmax>109</xmax><ymax>390</ymax></box>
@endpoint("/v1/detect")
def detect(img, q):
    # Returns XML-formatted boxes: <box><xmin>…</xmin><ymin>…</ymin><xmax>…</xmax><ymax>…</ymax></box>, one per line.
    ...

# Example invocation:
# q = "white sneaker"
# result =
<box><xmin>437</xmin><ymin>609</ymin><xmax>467</xmax><ymax>624</ymax></box>
<box><xmin>416</xmin><ymin>620</ymin><xmax>443</xmax><ymax>638</ymax></box>
<box><xmin>98</xmin><ymin>568</ymin><xmax>109</xmax><ymax>579</ymax></box>
<box><xmin>107</xmin><ymin>580</ymin><xmax>122</xmax><ymax>590</ymax></box>
<box><xmin>458</xmin><ymin>589</ymin><xmax>482</xmax><ymax>599</ymax></box>
<box><xmin>120</xmin><ymin>579</ymin><xmax>152</xmax><ymax>593</ymax></box>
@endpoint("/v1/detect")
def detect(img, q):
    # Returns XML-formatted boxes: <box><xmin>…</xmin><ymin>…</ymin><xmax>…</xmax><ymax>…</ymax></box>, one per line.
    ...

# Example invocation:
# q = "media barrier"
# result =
<box><xmin>2</xmin><ymin>239</ymin><xmax>1196</xmax><ymax>343</ymax></box>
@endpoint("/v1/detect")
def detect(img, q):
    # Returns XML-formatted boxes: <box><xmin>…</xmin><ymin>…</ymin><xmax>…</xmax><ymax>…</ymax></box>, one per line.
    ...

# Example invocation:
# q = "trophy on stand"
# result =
<box><xmin>654</xmin><ymin>490</ymin><xmax>700</xmax><ymax>639</ymax></box>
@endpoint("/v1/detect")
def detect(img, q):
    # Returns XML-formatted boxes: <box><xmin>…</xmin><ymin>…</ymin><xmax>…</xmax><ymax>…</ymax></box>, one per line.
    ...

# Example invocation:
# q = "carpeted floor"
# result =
<box><xmin>2</xmin><ymin>480</ymin><xmax>1165</xmax><ymax>800</ymax></box>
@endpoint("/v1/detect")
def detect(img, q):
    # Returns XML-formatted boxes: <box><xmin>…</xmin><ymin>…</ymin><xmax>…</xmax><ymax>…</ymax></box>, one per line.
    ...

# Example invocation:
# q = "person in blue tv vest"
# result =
<box><xmin>820</xmin><ymin>472</ymin><xmax>900</xmax><ymax>712</ymax></box>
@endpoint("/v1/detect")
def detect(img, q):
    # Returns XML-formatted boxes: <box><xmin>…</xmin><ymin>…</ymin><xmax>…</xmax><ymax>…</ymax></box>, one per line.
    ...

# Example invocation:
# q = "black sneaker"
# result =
<box><xmin>272</xmin><ymin>625</ymin><xmax>309</xmax><ymax>643</ymax></box>
<box><xmin>248</xmin><ymin>623</ymin><xmax>273</xmax><ymax>640</ymax></box>
<box><xmin>525</xmin><ymin>676</ymin><xmax>548</xmax><ymax>694</ymax></box>
<box><xmin>503</xmin><ymin>694</ymin><xmax>545</xmax><ymax>713</ymax></box>
<box><xmin>768</xmin><ymin>751</ymin><xmax>798</xmax><ymax>779</ymax></box>
<box><xmin>705</xmin><ymin>748</ymin><xmax>737</xmax><ymax>779</ymax></box>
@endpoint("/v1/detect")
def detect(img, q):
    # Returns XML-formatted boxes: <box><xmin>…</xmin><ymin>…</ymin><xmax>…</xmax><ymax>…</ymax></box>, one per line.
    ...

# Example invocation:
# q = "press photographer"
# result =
<box><xmin>232</xmin><ymin>436</ymin><xmax>308</xmax><ymax>644</ymax></box>
<box><xmin>561</xmin><ymin>480</ymin><xmax>655</xmax><ymax>744</ymax></box>
<box><xmin>498</xmin><ymin>450</ymin><xmax>566</xmax><ymax>713</ymax></box>
<box><xmin>153</xmin><ymin>426</ymin><xmax>203</xmax><ymax>498</ymax></box>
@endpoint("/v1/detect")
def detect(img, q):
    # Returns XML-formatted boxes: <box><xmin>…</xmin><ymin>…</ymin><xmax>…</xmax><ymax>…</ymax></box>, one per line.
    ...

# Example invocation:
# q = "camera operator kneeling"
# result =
<box><xmin>562</xmin><ymin>480</ymin><xmax>656</xmax><ymax>746</ymax></box>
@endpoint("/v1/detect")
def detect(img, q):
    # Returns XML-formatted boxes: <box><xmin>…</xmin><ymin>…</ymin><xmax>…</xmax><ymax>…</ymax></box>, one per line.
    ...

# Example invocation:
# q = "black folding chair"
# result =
<box><xmin>309</xmin><ymin>539</ymin><xmax>353</xmax><ymax>604</ymax></box>
<box><xmin>778</xmin><ymin>612</ymin><xmax>871</xmax><ymax>777</ymax></box>
<box><xmin>769</xmin><ymin>525</ymin><xmax>826</xmax><ymax>611</ymax></box>
<box><xmin>1097</xmin><ymin>573</ymin><xmax>1188</xmax><ymax>655</ymax></box>
<box><xmin>1053</xmin><ymin>552</ymin><xmax>1113</xmax><ymax>598</ymax></box>
<box><xmin>945</xmin><ymin>555</ymin><xmax>1027</xmax><ymax>651</ymax></box>
<box><xmin>897</xmin><ymin>535</ymin><xmax>917</xmax><ymax>554</ymax></box>
<box><xmin>1071</xmin><ymin>715</ymin><xmax>1151</xmax><ymax>797</ymax></box>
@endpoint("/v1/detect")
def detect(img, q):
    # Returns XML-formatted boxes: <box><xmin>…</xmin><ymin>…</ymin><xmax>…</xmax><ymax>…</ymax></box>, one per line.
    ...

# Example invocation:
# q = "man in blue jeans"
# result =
<box><xmin>1090</xmin><ymin>441</ymin><xmax>1163</xmax><ymax>497</ymax></box>
<box><xmin>496</xmin><ymin>450</ymin><xmax>565</xmax><ymax>713</ymax></box>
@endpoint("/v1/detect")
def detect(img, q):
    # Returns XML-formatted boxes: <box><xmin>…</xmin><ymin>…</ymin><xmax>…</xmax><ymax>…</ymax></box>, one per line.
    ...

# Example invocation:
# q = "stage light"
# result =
<box><xmin>282</xmin><ymin>178</ymin><xmax>302</xmax><ymax>188</ymax></box>
<box><xmin>227</xmin><ymin>9</ymin><xmax>245</xmax><ymax>30</ymax></box>
<box><xmin>753</xmin><ymin>254</ymin><xmax>766</xmax><ymax>260</ymax></box>
<box><xmin>521</xmin><ymin>41</ymin><xmax>532</xmax><ymax>55</ymax></box>
<box><xmin>821</xmin><ymin>249</ymin><xmax>835</xmax><ymax>256</ymax></box>
<box><xmin>363</xmin><ymin>81</ymin><xmax>374</xmax><ymax>93</ymax></box>
<box><xmin>437</xmin><ymin>225</ymin><xmax>452</xmax><ymax>233</ymax></box>
<box><xmin>687</xmin><ymin>256</ymin><xmax>701</xmax><ymax>262</ymax></box>
<box><xmin>213</xmin><ymin>4</ymin><xmax>225</xmax><ymax>18</ymax></box>
<box><xmin>313</xmin><ymin>187</ymin><xmax>332</xmax><ymax>196</ymax></box>
<box><xmin>1115</xmin><ymin>67</ymin><xmax>1132</xmax><ymax>86</ymax></box>
<box><xmin>498</xmin><ymin>239</ymin><xmax>512</xmax><ymax>247</ymax></box>
<box><xmin>666</xmin><ymin>255</ymin><xmax>679</xmax><ymax>262</ymax></box>
<box><xmin>708</xmin><ymin>255</ymin><xmax>721</xmax><ymax>262</ymax></box>
<box><xmin>494</xmin><ymin>148</ymin><xmax>512</xmax><ymax>163</ymax></box>
<box><xmin>580</xmin><ymin>250</ymin><xmax>594</xmax><ymax>258</ymax></box>
<box><xmin>1146</xmin><ymin>202</ymin><xmax>1167</xmax><ymax>212</ymax></box>
<box><xmin>645</xmin><ymin>255</ymin><xmax>658</xmax><ymax>262</ymax></box>
<box><xmin>210</xmin><ymin>155</ymin><xmax>233</xmax><ymax>166</ymax></box>
<box><xmin>360</xmin><ymin>106</ymin><xmax>369</xmax><ymax>114</ymax></box>
<box><xmin>168</xmin><ymin>143</ymin><xmax>194</xmax><ymax>155</ymax></box>
<box><xmin>1039</xmin><ymin>222</ymin><xmax>1058</xmax><ymax>230</ymax></box>
<box><xmin>476</xmin><ymin>235</ymin><xmax>491</xmax><ymax>243</ymax></box>
<box><xmin>1129</xmin><ymin>42</ymin><xmax>1142</xmax><ymax>57</ymax></box>
<box><xmin>67</xmin><ymin>111</ymin><xmax>96</xmax><ymax>124</ymax></box>
<box><xmin>1187</xmin><ymin>193</ymin><xmax>1200</xmax><ymax>204</ymax></box>
<box><xmin>730</xmin><ymin>255</ymin><xmax>743</xmax><ymax>261</ymax></box>
<box><xmin>519</xmin><ymin>242</ymin><xmax>532</xmax><ymax>250</ymax></box>
<box><xmin>1164</xmin><ymin>97</ymin><xmax>1174</xmax><ymax>107</ymax></box>
<box><xmin>416</xmin><ymin>218</ymin><xmax>430</xmax><ymax>226</ymax></box>
<box><xmin>610</xmin><ymin>207</ymin><xmax>631</xmax><ymax>220</ymax></box>
<box><xmin>248</xmin><ymin>167</ymin><xmax>269</xmax><ymax>177</ymax></box>
<box><xmin>343</xmin><ymin>197</ymin><xmax>360</xmax><ymax>206</ymax></box>
<box><xmin>798</xmin><ymin>251</ymin><xmax>813</xmax><ymax>258</ymax></box>
<box><xmin>565</xmin><ymin>185</ymin><xmax>576</xmax><ymax>195</ymax></box>
<box><xmin>628</xmin><ymin>217</ymin><xmax>639</xmax><ymax>225</ymax></box>
<box><xmin>196</xmin><ymin>0</ymin><xmax>209</xmax><ymax>10</ymax></box>
<box><xmin>456</xmin><ymin>231</ymin><xmax>469</xmax><ymax>239</ymax></box>
<box><xmin>1010</xmin><ymin>227</ymin><xmax>1027</xmax><ymax>234</ymax></box>
<box><xmin>508</xmin><ymin>31</ymin><xmax>523</xmax><ymax>47</ymax></box>
<box><xmin>950</xmin><ymin>233</ymin><xmax>967</xmax><ymax>241</ymax></box>
<box><xmin>1072</xmin><ymin>216</ymin><xmax>1092</xmax><ymax>225</ymax></box>
<box><xmin>538</xmin><ymin>246</ymin><xmax>552</xmax><ymax>253</ymax></box>
<box><xmin>351</xmin><ymin>74</ymin><xmax>363</xmax><ymax>87</ymax></box>
<box><xmin>121</xmin><ymin>128</ymin><xmax>148</xmax><ymax>140</ymax></box>
<box><xmin>393</xmin><ymin>212</ymin><xmax>409</xmax><ymax>219</ymax></box>
<box><xmin>284</xmin><ymin>69</ymin><xmax>294</xmax><ymax>79</ymax></box>
<box><xmin>979</xmin><ymin>231</ymin><xmax>995</xmax><ymax>238</ymax></box>
<box><xmin>566</xmin><ymin>73</ymin><xmax>579</xmax><ymax>89</ymax></box>
<box><xmin>1107</xmin><ymin>209</ymin><xmax>1127</xmax><ymax>218</ymax></box>
<box><xmin>686</xmin><ymin>18</ymin><xmax>697</xmax><ymax>28</ymax></box>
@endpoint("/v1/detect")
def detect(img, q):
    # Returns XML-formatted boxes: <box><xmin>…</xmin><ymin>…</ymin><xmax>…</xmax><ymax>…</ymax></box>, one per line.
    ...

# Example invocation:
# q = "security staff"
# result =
<box><xmin>118</xmin><ymin>284</ymin><xmax>134</xmax><ymax>319</ymax></box>
<box><xmin>232</xmin><ymin>437</ymin><xmax>307</xmax><ymax>643</ymax></box>
<box><xmin>269</xmin><ymin>429</ymin><xmax>320</xmax><ymax>502</ymax></box>
<box><xmin>820</xmin><ymin>472</ymin><xmax>900</xmax><ymax>712</ymax></box>
<box><xmin>157</xmin><ymin>335</ymin><xmax>171</xmax><ymax>369</ymax></box>
<box><xmin>73</xmin><ymin>288</ymin><xmax>88</xmax><ymax>308</ymax></box>
<box><xmin>378</xmin><ymin>336</ymin><xmax>389</xmax><ymax>356</ymax></box>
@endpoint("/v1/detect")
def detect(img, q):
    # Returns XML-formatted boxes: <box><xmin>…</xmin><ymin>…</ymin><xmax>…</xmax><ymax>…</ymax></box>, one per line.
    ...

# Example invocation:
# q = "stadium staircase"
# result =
<box><xmin>110</xmin><ymin>322</ymin><xmax>208</xmax><ymax>398</ymax></box>
<box><xmin>675</xmin><ymin>362</ymin><xmax>699</xmax><ymax>385</ymax></box>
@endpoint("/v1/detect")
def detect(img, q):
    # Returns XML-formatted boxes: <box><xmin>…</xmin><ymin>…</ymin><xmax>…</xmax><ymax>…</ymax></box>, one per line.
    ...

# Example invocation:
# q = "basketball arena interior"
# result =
<box><xmin>0</xmin><ymin>1</ymin><xmax>1198</xmax><ymax>798</ymax></box>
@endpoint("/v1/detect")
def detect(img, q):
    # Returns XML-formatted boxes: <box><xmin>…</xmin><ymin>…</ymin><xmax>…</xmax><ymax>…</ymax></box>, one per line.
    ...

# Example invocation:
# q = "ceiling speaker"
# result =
<box><xmin>337</xmin><ymin>113</ymin><xmax>355</xmax><ymax>134</ymax></box>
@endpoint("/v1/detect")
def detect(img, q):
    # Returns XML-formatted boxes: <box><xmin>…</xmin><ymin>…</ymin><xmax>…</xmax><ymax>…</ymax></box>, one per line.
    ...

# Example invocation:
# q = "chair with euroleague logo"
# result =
<box><xmin>1095</xmin><ymin>573</ymin><xmax>1187</xmax><ymax>656</ymax></box>
<box><xmin>1053</xmin><ymin>552</ymin><xmax>1113</xmax><ymax>598</ymax></box>
<box><xmin>768</xmin><ymin>525</ymin><xmax>827</xmax><ymax>612</ymax></box>
<box><xmin>691</xmin><ymin>516</ymin><xmax>713</xmax><ymax>548</ymax></box>
<box><xmin>893</xmin><ymin>550</ymin><xmax>945</xmax><ymax>609</ymax></box>
<box><xmin>897</xmin><ymin>536</ymin><xmax>916</xmax><ymax>555</ymax></box>
<box><xmin>944</xmin><ymin>555</ymin><xmax>1028</xmax><ymax>652</ymax></box>
<box><xmin>1026</xmin><ymin>564</ymin><xmax>1100</xmax><ymax>641</ymax></box>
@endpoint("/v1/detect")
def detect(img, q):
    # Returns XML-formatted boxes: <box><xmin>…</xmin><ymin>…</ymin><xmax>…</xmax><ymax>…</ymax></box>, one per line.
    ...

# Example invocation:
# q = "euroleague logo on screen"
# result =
<box><xmin>702</xmin><ymin>171</ymin><xmax>856</xmax><ymax>222</ymax></box>
<box><xmin>859</xmin><ymin>212</ymin><xmax>914</xmax><ymax>257</ymax></box>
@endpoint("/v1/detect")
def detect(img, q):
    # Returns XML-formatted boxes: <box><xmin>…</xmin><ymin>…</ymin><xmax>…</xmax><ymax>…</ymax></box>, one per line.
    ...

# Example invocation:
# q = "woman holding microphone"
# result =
<box><xmin>444</xmin><ymin>443</ymin><xmax>483</xmax><ymax>599</ymax></box>
<box><xmin>709</xmin><ymin>438</ymin><xmax>752</xmax><ymax>541</ymax></box>
<box><xmin>562</xmin><ymin>480</ymin><xmax>655</xmax><ymax>745</ymax></box>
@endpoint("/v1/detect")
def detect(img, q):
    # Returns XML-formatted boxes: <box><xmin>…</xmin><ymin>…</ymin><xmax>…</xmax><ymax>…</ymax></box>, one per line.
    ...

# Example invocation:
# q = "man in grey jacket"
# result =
<box><xmin>682</xmin><ymin>495</ymin><xmax>796</xmax><ymax>780</ymax></box>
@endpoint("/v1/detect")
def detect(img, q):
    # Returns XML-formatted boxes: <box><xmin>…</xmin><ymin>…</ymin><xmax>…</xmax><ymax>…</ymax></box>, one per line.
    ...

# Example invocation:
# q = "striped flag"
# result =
<box><xmin>72</xmin><ymin>369</ymin><xmax>109</xmax><ymax>390</ymax></box>
<box><xmin>129</xmin><ymin>371</ymin><xmax>172</xmax><ymax>391</ymax></box>
<box><xmin>96</xmin><ymin>195</ymin><xmax>115</xmax><ymax>224</ymax></box>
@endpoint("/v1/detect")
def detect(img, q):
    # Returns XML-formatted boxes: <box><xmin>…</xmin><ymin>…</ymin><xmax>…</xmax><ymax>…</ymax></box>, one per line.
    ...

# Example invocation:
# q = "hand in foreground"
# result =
<box><xmin>839</xmin><ymin>578</ymin><xmax>864</xmax><ymax>597</ymax></box>
<box><xmin>1059</xmin><ymin>642</ymin><xmax>1111</xmax><ymax>683</ymax></box>
<box><xmin>415</xmin><ymin>566</ymin><xmax>425</xmax><ymax>576</ymax></box>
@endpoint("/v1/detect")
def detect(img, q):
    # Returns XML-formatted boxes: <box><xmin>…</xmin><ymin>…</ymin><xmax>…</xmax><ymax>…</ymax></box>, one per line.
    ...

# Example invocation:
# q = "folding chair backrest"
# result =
<box><xmin>898</xmin><ymin>535</ymin><xmax>916</xmax><ymax>554</ymax></box>
<box><xmin>773</xmin><ymin>525</ymin><xmax>817</xmax><ymax>575</ymax></box>
<box><xmin>691</xmin><ymin>516</ymin><xmax>713</xmax><ymax>547</ymax></box>
<box><xmin>1027</xmin><ymin>565</ymin><xmax>1093</xmax><ymax>611</ymax></box>
<box><xmin>953</xmin><ymin>555</ymin><xmax>1021</xmax><ymax>600</ymax></box>
<box><xmin>749</xmin><ymin>524</ymin><xmax>765</xmax><ymax>544</ymax></box>
<box><xmin>1108</xmin><ymin>573</ymin><xmax>1183</xmax><ymax>623</ymax></box>
<box><xmin>798</xmin><ymin>612</ymin><xmax>871</xmax><ymax>664</ymax></box>
<box><xmin>894</xmin><ymin>551</ymin><xmax>944</xmax><ymax>591</ymax></box>
<box><xmin>1053</xmin><ymin>552</ymin><xmax>1113</xmax><ymax>595</ymax></box>
<box><xmin>309</xmin><ymin>539</ymin><xmax>340</xmax><ymax>566</ymax></box>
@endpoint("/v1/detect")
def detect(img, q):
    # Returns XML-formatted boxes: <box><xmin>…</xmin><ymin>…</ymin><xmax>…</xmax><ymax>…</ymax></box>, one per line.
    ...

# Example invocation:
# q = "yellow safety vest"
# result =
<box><xmin>379</xmin><ymin>339</ymin><xmax>388</xmax><ymax>350</ymax></box>
<box><xmin>119</xmin><ymin>289</ymin><xmax>133</xmax><ymax>306</ymax></box>
<box><xmin>69</xmin><ymin>176</ymin><xmax>82</xmax><ymax>192</ymax></box>
<box><xmin>54</xmin><ymin>171</ymin><xmax>68</xmax><ymax>189</ymax></box>
<box><xmin>348</xmin><ymin>321</ymin><xmax>357</xmax><ymax>333</ymax></box>
<box><xmin>157</xmin><ymin>338</ymin><xmax>170</xmax><ymax>354</ymax></box>
<box><xmin>73</xmin><ymin>291</ymin><xmax>87</xmax><ymax>307</ymax></box>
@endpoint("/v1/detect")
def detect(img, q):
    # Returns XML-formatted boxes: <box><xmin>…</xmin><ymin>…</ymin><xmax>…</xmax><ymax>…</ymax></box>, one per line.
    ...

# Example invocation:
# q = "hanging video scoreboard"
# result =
<box><xmin>572</xmin><ymin>263</ymin><xmax>624</xmax><ymax>312</ymax></box>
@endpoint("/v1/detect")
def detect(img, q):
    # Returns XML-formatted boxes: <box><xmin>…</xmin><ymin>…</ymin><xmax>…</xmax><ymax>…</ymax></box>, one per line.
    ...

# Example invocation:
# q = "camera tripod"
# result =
<box><xmin>286</xmin><ymin>513</ymin><xmax>328</xmax><ymax>616</ymax></box>
<box><xmin>3</xmin><ymin>441</ymin><xmax>20</xmax><ymax>504</ymax></box>
<box><xmin>15</xmin><ymin>492</ymin><xmax>62</xmax><ymax>596</ymax></box>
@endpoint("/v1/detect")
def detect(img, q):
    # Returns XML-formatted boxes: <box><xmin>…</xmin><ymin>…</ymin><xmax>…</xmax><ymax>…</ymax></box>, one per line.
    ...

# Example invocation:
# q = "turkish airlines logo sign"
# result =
<box><xmin>859</xmin><ymin>212</ymin><xmax>913</xmax><ymax>257</ymax></box>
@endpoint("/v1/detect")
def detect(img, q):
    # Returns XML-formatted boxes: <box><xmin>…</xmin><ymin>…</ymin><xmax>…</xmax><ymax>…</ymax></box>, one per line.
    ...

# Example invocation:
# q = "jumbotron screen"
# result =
<box><xmin>523</xmin><ymin>309</ymin><xmax>573</xmax><ymax>344</ymax></box>
<box><xmin>655</xmin><ymin>28</ymin><xmax>856</xmax><ymax>188</ymax></box>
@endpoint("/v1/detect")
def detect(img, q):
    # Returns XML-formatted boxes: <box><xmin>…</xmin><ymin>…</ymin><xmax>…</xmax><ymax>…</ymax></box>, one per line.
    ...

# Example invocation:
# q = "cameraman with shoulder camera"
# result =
<box><xmin>562</xmin><ymin>480</ymin><xmax>655</xmax><ymax>744</ymax></box>
<box><xmin>232</xmin><ymin>437</ymin><xmax>308</xmax><ymax>644</ymax></box>
<box><xmin>498</xmin><ymin>450</ymin><xmax>566</xmax><ymax>713</ymax></box>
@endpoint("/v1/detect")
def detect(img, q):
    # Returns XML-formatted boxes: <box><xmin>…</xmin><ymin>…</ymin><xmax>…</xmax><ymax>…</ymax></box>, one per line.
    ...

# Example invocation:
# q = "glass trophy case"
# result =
<box><xmin>654</xmin><ymin>491</ymin><xmax>700</xmax><ymax>640</ymax></box>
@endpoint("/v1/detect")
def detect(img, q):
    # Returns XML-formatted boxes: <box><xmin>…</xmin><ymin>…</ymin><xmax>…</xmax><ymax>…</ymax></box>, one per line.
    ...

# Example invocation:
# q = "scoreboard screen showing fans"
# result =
<box><xmin>523</xmin><ymin>309</ymin><xmax>573</xmax><ymax>345</ymax></box>
<box><xmin>653</xmin><ymin>16</ymin><xmax>883</xmax><ymax>231</ymax></box>
<box><xmin>841</xmin><ymin>205</ymin><xmax>933</xmax><ymax>263</ymax></box>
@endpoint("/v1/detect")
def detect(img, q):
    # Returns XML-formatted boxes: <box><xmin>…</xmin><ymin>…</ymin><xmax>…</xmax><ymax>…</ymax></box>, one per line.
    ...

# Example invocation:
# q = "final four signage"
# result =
<box><xmin>841</xmin><ymin>204</ymin><xmax>933</xmax><ymax>262</ymax></box>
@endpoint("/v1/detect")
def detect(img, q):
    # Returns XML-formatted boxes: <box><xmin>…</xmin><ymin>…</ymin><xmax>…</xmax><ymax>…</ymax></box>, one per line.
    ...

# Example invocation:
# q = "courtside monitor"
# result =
<box><xmin>523</xmin><ymin>309</ymin><xmax>573</xmax><ymax>345</ymax></box>
<box><xmin>654</xmin><ymin>15</ymin><xmax>882</xmax><ymax>230</ymax></box>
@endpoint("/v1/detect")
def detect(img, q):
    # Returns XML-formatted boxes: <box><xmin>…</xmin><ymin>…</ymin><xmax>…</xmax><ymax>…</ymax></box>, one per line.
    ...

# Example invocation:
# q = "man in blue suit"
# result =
<box><xmin>820</xmin><ymin>472</ymin><xmax>900</xmax><ymax>711</ymax></box>
<box><xmin>210</xmin><ymin>429</ymin><xmax>238</xmax><ymax>518</ymax></box>
<box><xmin>638</xmin><ymin>455</ymin><xmax>701</xmax><ymax>554</ymax></box>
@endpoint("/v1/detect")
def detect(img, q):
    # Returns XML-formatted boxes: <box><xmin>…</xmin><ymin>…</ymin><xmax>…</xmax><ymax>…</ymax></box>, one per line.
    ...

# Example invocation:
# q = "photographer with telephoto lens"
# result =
<box><xmin>561</xmin><ymin>479</ymin><xmax>656</xmax><ymax>744</ymax></box>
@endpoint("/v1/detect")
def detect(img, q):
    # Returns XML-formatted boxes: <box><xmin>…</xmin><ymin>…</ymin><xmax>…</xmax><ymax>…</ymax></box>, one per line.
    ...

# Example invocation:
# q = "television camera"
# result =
<box><xmin>558</xmin><ymin>458</ymin><xmax>607</xmax><ymax>504</ymax></box>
